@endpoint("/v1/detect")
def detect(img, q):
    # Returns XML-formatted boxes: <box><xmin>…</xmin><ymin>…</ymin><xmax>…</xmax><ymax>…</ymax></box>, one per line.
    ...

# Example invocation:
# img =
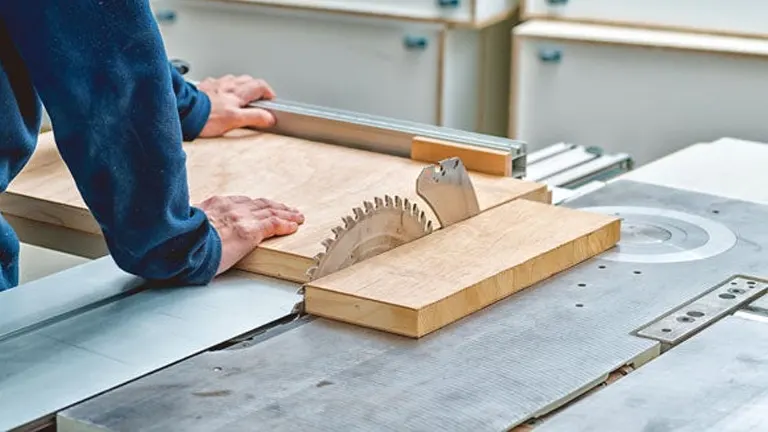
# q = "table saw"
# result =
<box><xmin>2</xmin><ymin>100</ymin><xmax>765</xmax><ymax>432</ymax></box>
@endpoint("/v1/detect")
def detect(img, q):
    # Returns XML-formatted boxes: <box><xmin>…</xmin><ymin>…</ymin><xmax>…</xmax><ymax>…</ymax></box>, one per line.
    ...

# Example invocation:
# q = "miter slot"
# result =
<box><xmin>633</xmin><ymin>276</ymin><xmax>768</xmax><ymax>349</ymax></box>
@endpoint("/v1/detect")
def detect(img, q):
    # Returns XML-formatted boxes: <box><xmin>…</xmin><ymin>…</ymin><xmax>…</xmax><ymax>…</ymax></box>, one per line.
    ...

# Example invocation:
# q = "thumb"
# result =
<box><xmin>234</xmin><ymin>107</ymin><xmax>276</xmax><ymax>130</ymax></box>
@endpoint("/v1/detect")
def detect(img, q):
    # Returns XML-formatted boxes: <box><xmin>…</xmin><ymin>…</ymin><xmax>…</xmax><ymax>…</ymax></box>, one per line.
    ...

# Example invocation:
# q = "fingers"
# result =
<box><xmin>251</xmin><ymin>207</ymin><xmax>305</xmax><ymax>224</ymax></box>
<box><xmin>234</xmin><ymin>215</ymin><xmax>299</xmax><ymax>241</ymax></box>
<box><xmin>204</xmin><ymin>194</ymin><xmax>303</xmax><ymax>276</ymax></box>
<box><xmin>261</xmin><ymin>217</ymin><xmax>300</xmax><ymax>237</ymax></box>
<box><xmin>198</xmin><ymin>196</ymin><xmax>305</xmax><ymax>231</ymax></box>
<box><xmin>235</xmin><ymin>77</ymin><xmax>276</xmax><ymax>103</ymax></box>
<box><xmin>198</xmin><ymin>75</ymin><xmax>276</xmax><ymax>101</ymax></box>
<box><xmin>248</xmin><ymin>198</ymin><xmax>299</xmax><ymax>213</ymax></box>
<box><xmin>233</xmin><ymin>107</ymin><xmax>276</xmax><ymax>129</ymax></box>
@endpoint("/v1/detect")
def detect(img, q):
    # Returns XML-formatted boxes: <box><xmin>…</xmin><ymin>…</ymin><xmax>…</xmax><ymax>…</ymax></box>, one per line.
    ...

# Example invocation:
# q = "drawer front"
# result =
<box><xmin>523</xmin><ymin>0</ymin><xmax>768</xmax><ymax>37</ymax></box>
<box><xmin>152</xmin><ymin>0</ymin><xmax>442</xmax><ymax>124</ymax></box>
<box><xmin>511</xmin><ymin>37</ymin><xmax>768</xmax><ymax>166</ymax></box>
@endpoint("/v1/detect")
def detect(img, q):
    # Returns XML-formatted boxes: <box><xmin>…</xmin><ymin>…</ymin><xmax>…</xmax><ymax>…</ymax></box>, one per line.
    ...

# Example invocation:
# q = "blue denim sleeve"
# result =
<box><xmin>170</xmin><ymin>65</ymin><xmax>211</xmax><ymax>141</ymax></box>
<box><xmin>0</xmin><ymin>2</ymin><xmax>221</xmax><ymax>285</ymax></box>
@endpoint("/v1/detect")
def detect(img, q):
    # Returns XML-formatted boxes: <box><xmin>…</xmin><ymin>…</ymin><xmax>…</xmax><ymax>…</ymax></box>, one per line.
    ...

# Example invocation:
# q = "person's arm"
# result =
<box><xmin>168</xmin><ymin>65</ymin><xmax>212</xmax><ymax>141</ymax></box>
<box><xmin>1</xmin><ymin>2</ymin><xmax>220</xmax><ymax>284</ymax></box>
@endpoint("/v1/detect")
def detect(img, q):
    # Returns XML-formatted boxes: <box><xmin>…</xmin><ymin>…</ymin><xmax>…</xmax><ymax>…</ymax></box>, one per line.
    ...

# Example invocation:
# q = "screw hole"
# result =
<box><xmin>748</xmin><ymin>281</ymin><xmax>757</xmax><ymax>285</ymax></box>
<box><xmin>213</xmin><ymin>367</ymin><xmax>222</xmax><ymax>372</ymax></box>
<box><xmin>712</xmin><ymin>209</ymin><xmax>720</xmax><ymax>214</ymax></box>
<box><xmin>731</xmin><ymin>281</ymin><xmax>738</xmax><ymax>285</ymax></box>
<box><xmin>575</xmin><ymin>303</ymin><xmax>584</xmax><ymax>308</ymax></box>
<box><xmin>719</xmin><ymin>293</ymin><xmax>736</xmax><ymax>300</ymax></box>
<box><xmin>676</xmin><ymin>316</ymin><xmax>695</xmax><ymax>323</ymax></box>
<box><xmin>578</xmin><ymin>283</ymin><xmax>586</xmax><ymax>287</ymax></box>
<box><xmin>687</xmin><ymin>310</ymin><xmax>705</xmax><ymax>318</ymax></box>
<box><xmin>729</xmin><ymin>288</ymin><xmax>746</xmax><ymax>295</ymax></box>
<box><xmin>633</xmin><ymin>270</ymin><xmax>642</xmax><ymax>275</ymax></box>
<box><xmin>661</xmin><ymin>328</ymin><xmax>672</xmax><ymax>333</ymax></box>
<box><xmin>598</xmin><ymin>265</ymin><xmax>606</xmax><ymax>269</ymax></box>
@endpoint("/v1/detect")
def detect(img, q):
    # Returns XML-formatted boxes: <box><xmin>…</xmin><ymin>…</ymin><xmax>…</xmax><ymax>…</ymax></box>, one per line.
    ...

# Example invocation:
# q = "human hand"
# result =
<box><xmin>196</xmin><ymin>196</ymin><xmax>305</xmax><ymax>275</ymax></box>
<box><xmin>197</xmin><ymin>75</ymin><xmax>277</xmax><ymax>137</ymax></box>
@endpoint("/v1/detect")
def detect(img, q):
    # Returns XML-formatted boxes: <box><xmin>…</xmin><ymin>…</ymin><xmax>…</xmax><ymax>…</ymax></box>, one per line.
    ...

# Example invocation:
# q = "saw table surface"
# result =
<box><xmin>3</xmin><ymin>130</ymin><xmax>546</xmax><ymax>282</ymax></box>
<box><xmin>12</xmin><ymin>136</ymin><xmax>768</xmax><ymax>431</ymax></box>
<box><xmin>57</xmin><ymin>180</ymin><xmax>768</xmax><ymax>431</ymax></box>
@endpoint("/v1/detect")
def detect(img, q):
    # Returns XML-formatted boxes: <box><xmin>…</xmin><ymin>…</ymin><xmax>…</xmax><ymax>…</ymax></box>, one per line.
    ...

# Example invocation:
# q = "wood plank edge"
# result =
<box><xmin>415</xmin><ymin>217</ymin><xmax>621</xmax><ymax>337</ymax></box>
<box><xmin>0</xmin><ymin>193</ymin><xmax>101</xmax><ymax>235</ymax></box>
<box><xmin>304</xmin><ymin>286</ymin><xmax>420</xmax><ymax>338</ymax></box>
<box><xmin>235</xmin><ymin>248</ymin><xmax>315</xmax><ymax>283</ymax></box>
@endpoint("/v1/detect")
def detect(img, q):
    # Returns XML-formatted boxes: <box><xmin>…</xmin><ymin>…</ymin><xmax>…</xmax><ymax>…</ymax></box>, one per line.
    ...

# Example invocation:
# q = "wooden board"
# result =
<box><xmin>410</xmin><ymin>136</ymin><xmax>512</xmax><ymax>176</ymax></box>
<box><xmin>304</xmin><ymin>199</ymin><xmax>620</xmax><ymax>338</ymax></box>
<box><xmin>3</xmin><ymin>130</ymin><xmax>548</xmax><ymax>282</ymax></box>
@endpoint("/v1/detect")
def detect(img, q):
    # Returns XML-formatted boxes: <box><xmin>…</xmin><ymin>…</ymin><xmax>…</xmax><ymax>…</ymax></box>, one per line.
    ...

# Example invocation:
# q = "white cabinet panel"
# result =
<box><xmin>522</xmin><ymin>0</ymin><xmax>768</xmax><ymax>38</ymax></box>
<box><xmin>511</xmin><ymin>21</ymin><xmax>768</xmax><ymax>166</ymax></box>
<box><xmin>156</xmin><ymin>0</ymin><xmax>517</xmax><ymax>25</ymax></box>
<box><xmin>154</xmin><ymin>0</ymin><xmax>442</xmax><ymax>124</ymax></box>
<box><xmin>152</xmin><ymin>0</ymin><xmax>514</xmax><ymax>134</ymax></box>
<box><xmin>218</xmin><ymin>0</ymin><xmax>474</xmax><ymax>22</ymax></box>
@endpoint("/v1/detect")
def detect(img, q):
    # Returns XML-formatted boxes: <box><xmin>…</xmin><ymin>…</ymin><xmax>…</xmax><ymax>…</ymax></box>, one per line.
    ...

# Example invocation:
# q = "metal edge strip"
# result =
<box><xmin>251</xmin><ymin>99</ymin><xmax>528</xmax><ymax>178</ymax></box>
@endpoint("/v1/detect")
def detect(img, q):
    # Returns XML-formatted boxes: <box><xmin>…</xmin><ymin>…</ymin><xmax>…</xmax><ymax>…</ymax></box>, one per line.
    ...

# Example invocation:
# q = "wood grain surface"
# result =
<box><xmin>3</xmin><ymin>130</ymin><xmax>548</xmax><ymax>282</ymax></box>
<box><xmin>304</xmin><ymin>199</ymin><xmax>621</xmax><ymax>337</ymax></box>
<box><xmin>411</xmin><ymin>136</ymin><xmax>512</xmax><ymax>176</ymax></box>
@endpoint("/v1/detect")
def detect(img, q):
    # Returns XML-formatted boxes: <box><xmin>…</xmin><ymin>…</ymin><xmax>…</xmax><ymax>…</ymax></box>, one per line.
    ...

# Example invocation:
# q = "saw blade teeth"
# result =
<box><xmin>426</xmin><ymin>220</ymin><xmax>434</xmax><ymax>232</ymax></box>
<box><xmin>321</xmin><ymin>238</ymin><xmax>334</xmax><ymax>249</ymax></box>
<box><xmin>363</xmin><ymin>200</ymin><xmax>375</xmax><ymax>213</ymax></box>
<box><xmin>411</xmin><ymin>202</ymin><xmax>420</xmax><ymax>216</ymax></box>
<box><xmin>353</xmin><ymin>207</ymin><xmax>365</xmax><ymax>220</ymax></box>
<box><xmin>384</xmin><ymin>195</ymin><xmax>394</xmax><ymax>207</ymax></box>
<box><xmin>306</xmin><ymin>266</ymin><xmax>317</xmax><ymax>279</ymax></box>
<box><xmin>343</xmin><ymin>215</ymin><xmax>356</xmax><ymax>228</ymax></box>
<box><xmin>332</xmin><ymin>226</ymin><xmax>344</xmax><ymax>238</ymax></box>
<box><xmin>403</xmin><ymin>198</ymin><xmax>412</xmax><ymax>213</ymax></box>
<box><xmin>419</xmin><ymin>210</ymin><xmax>426</xmax><ymax>223</ymax></box>
<box><xmin>312</xmin><ymin>251</ymin><xmax>325</xmax><ymax>263</ymax></box>
<box><xmin>374</xmin><ymin>197</ymin><xmax>384</xmax><ymax>208</ymax></box>
<box><xmin>394</xmin><ymin>195</ymin><xmax>403</xmax><ymax>209</ymax></box>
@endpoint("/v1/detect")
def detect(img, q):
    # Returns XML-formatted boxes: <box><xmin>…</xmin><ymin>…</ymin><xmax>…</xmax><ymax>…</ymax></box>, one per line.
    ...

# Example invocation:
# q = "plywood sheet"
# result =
<box><xmin>3</xmin><ymin>130</ymin><xmax>547</xmax><ymax>282</ymax></box>
<box><xmin>305</xmin><ymin>199</ymin><xmax>620</xmax><ymax>337</ymax></box>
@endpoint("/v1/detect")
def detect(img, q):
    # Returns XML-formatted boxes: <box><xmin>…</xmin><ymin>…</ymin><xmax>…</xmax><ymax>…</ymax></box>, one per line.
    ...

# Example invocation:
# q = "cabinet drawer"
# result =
<box><xmin>155</xmin><ymin>0</ymin><xmax>517</xmax><ymax>26</ymax></box>
<box><xmin>511</xmin><ymin>21</ymin><xmax>768</xmax><ymax>166</ymax></box>
<box><xmin>153</xmin><ymin>0</ymin><xmax>443</xmax><ymax>124</ymax></box>
<box><xmin>521</xmin><ymin>0</ymin><xmax>768</xmax><ymax>38</ymax></box>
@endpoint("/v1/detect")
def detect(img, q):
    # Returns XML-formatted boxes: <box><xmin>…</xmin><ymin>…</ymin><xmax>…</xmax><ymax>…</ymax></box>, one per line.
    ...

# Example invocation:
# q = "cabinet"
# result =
<box><xmin>510</xmin><ymin>20</ymin><xmax>768</xmax><ymax>166</ymax></box>
<box><xmin>521</xmin><ymin>0</ymin><xmax>768</xmax><ymax>39</ymax></box>
<box><xmin>151</xmin><ymin>0</ymin><xmax>515</xmax><ymax>135</ymax></box>
<box><xmin>187</xmin><ymin>0</ymin><xmax>518</xmax><ymax>26</ymax></box>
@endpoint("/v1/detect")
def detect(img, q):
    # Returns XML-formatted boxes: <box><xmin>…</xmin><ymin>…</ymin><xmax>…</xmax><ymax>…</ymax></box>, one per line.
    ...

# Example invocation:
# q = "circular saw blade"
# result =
<box><xmin>306</xmin><ymin>194</ymin><xmax>433</xmax><ymax>281</ymax></box>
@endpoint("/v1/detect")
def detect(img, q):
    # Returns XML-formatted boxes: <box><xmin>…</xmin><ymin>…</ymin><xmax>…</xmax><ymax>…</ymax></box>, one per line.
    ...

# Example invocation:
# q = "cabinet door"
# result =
<box><xmin>511</xmin><ymin>33</ymin><xmax>768</xmax><ymax>166</ymax></box>
<box><xmin>152</xmin><ymin>0</ymin><xmax>443</xmax><ymax>124</ymax></box>
<box><xmin>522</xmin><ymin>0</ymin><xmax>768</xmax><ymax>37</ymax></box>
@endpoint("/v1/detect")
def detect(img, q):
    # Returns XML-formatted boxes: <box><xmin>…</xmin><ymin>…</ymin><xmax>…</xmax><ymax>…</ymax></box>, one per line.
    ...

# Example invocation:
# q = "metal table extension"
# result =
<box><xmin>56</xmin><ymin>181</ymin><xmax>768</xmax><ymax>431</ymax></box>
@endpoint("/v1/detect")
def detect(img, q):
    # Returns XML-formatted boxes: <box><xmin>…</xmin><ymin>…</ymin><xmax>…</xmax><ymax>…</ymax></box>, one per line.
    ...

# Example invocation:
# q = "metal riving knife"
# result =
<box><xmin>416</xmin><ymin>157</ymin><xmax>480</xmax><ymax>228</ymax></box>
